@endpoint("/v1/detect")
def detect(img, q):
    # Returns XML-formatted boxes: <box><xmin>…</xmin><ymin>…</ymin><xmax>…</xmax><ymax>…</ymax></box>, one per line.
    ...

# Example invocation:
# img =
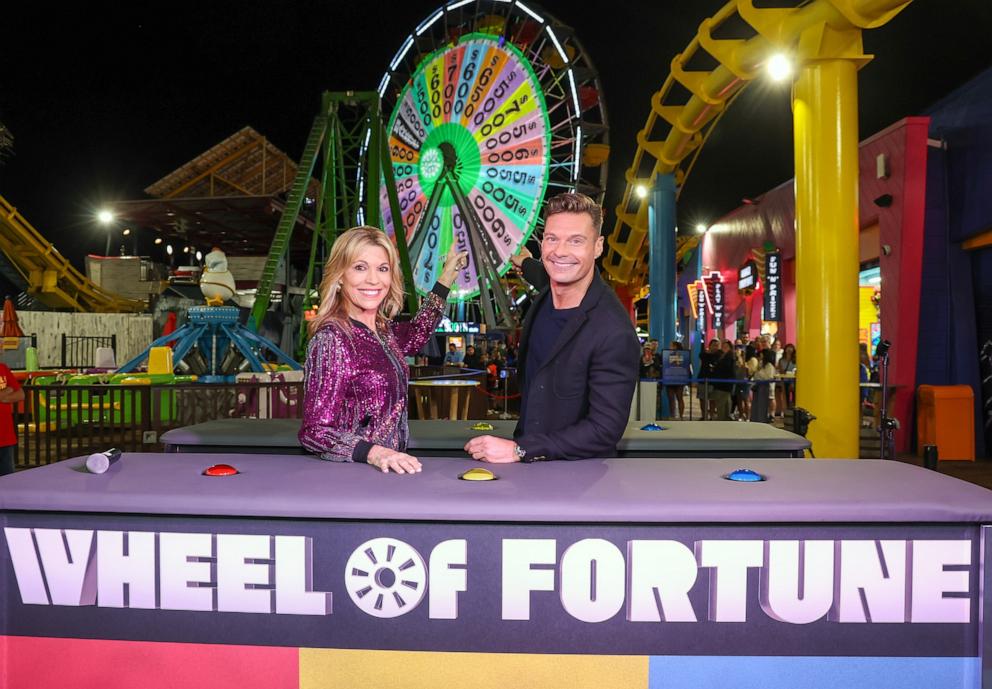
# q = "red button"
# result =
<box><xmin>203</xmin><ymin>464</ymin><xmax>239</xmax><ymax>477</ymax></box>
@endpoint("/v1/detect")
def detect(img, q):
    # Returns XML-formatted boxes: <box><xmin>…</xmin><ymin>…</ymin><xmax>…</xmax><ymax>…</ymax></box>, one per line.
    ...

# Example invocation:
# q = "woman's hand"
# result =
<box><xmin>438</xmin><ymin>243</ymin><xmax>469</xmax><ymax>287</ymax></box>
<box><xmin>367</xmin><ymin>445</ymin><xmax>423</xmax><ymax>474</ymax></box>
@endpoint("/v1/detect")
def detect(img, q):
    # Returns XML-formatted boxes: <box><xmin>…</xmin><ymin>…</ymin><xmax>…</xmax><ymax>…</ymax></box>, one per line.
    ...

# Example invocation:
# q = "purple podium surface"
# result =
<box><xmin>2</xmin><ymin>454</ymin><xmax>992</xmax><ymax>689</ymax></box>
<box><xmin>160</xmin><ymin>418</ymin><xmax>810</xmax><ymax>458</ymax></box>
<box><xmin>0</xmin><ymin>453</ymin><xmax>988</xmax><ymax>523</ymax></box>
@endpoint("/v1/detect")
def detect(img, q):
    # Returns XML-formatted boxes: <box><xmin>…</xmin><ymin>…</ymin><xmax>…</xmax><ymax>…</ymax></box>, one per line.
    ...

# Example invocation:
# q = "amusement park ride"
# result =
<box><xmin>247</xmin><ymin>0</ymin><xmax>610</xmax><ymax>338</ymax></box>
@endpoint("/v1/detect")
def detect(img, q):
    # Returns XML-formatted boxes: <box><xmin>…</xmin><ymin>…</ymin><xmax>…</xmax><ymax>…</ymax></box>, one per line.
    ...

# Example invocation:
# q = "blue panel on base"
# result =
<box><xmin>648</xmin><ymin>656</ymin><xmax>980</xmax><ymax>689</ymax></box>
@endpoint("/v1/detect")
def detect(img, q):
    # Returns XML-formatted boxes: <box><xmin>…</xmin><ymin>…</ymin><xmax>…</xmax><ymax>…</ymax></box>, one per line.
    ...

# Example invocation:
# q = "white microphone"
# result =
<box><xmin>86</xmin><ymin>448</ymin><xmax>123</xmax><ymax>474</ymax></box>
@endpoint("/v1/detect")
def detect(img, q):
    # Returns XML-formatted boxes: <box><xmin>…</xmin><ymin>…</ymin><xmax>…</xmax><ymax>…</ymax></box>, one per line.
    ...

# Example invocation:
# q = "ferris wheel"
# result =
<box><xmin>378</xmin><ymin>0</ymin><xmax>609</xmax><ymax>325</ymax></box>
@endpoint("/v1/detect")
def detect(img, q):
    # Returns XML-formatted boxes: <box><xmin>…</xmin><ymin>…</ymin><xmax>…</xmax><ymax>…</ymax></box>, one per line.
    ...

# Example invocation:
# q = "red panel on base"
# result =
<box><xmin>1</xmin><ymin>636</ymin><xmax>298</xmax><ymax>689</ymax></box>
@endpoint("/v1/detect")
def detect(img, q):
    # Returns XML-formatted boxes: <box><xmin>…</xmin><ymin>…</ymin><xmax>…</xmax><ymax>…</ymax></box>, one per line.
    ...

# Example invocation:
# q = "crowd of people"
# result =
<box><xmin>640</xmin><ymin>334</ymin><xmax>797</xmax><ymax>422</ymax></box>
<box><xmin>444</xmin><ymin>341</ymin><xmax>518</xmax><ymax>401</ymax></box>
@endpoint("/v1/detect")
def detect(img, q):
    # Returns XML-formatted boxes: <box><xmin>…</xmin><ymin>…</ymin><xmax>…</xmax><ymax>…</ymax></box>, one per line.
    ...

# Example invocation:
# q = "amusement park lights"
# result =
<box><xmin>122</xmin><ymin>228</ymin><xmax>131</xmax><ymax>236</ymax></box>
<box><xmin>696</xmin><ymin>223</ymin><xmax>708</xmax><ymax>234</ymax></box>
<box><xmin>97</xmin><ymin>209</ymin><xmax>114</xmax><ymax>224</ymax></box>
<box><xmin>415</xmin><ymin>8</ymin><xmax>443</xmax><ymax>35</ymax></box>
<box><xmin>166</xmin><ymin>244</ymin><xmax>173</xmax><ymax>255</ymax></box>
<box><xmin>766</xmin><ymin>53</ymin><xmax>793</xmax><ymax>82</ymax></box>
<box><xmin>516</xmin><ymin>1</ymin><xmax>545</xmax><ymax>24</ymax></box>
<box><xmin>635</xmin><ymin>185</ymin><xmax>648</xmax><ymax>199</ymax></box>
<box><xmin>154</xmin><ymin>237</ymin><xmax>163</xmax><ymax>245</ymax></box>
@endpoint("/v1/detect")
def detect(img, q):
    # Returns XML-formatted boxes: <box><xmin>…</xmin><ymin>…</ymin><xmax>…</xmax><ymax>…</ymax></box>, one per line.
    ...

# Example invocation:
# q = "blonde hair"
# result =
<box><xmin>308</xmin><ymin>226</ymin><xmax>405</xmax><ymax>336</ymax></box>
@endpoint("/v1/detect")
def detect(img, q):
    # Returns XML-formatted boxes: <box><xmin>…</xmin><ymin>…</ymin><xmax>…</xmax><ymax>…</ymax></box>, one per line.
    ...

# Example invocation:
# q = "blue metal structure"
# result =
<box><xmin>118</xmin><ymin>307</ymin><xmax>301</xmax><ymax>383</ymax></box>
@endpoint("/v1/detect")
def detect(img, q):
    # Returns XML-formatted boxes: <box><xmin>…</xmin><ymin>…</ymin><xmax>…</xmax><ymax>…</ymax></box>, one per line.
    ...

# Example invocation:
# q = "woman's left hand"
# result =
<box><xmin>438</xmin><ymin>243</ymin><xmax>469</xmax><ymax>287</ymax></box>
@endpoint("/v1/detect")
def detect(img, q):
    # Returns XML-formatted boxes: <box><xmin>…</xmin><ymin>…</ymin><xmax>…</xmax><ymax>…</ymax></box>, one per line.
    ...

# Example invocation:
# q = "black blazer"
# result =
<box><xmin>514</xmin><ymin>259</ymin><xmax>641</xmax><ymax>460</ymax></box>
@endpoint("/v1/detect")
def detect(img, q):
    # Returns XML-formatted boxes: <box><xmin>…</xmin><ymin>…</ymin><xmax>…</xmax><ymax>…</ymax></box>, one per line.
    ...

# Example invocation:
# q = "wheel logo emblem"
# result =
<box><xmin>420</xmin><ymin>148</ymin><xmax>442</xmax><ymax>181</ymax></box>
<box><xmin>344</xmin><ymin>538</ymin><xmax>428</xmax><ymax>618</ymax></box>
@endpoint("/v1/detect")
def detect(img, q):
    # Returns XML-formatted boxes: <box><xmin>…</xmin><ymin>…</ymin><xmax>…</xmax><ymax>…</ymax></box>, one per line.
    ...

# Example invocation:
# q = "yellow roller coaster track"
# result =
<box><xmin>0</xmin><ymin>194</ymin><xmax>145</xmax><ymax>313</ymax></box>
<box><xmin>603</xmin><ymin>0</ymin><xmax>912</xmax><ymax>294</ymax></box>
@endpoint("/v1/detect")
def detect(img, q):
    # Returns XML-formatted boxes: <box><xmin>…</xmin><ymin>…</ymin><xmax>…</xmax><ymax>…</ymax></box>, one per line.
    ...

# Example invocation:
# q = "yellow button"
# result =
<box><xmin>460</xmin><ymin>467</ymin><xmax>497</xmax><ymax>481</ymax></box>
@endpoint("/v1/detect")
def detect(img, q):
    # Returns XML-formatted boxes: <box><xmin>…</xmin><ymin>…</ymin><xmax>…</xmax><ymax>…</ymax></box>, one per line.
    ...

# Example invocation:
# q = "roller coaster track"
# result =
<box><xmin>0</xmin><ymin>194</ymin><xmax>145</xmax><ymax>313</ymax></box>
<box><xmin>603</xmin><ymin>0</ymin><xmax>912</xmax><ymax>294</ymax></box>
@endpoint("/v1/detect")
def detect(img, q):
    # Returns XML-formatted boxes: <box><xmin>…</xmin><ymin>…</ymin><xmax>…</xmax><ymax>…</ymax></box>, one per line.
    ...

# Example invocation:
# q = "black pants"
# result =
<box><xmin>0</xmin><ymin>444</ymin><xmax>15</xmax><ymax>475</ymax></box>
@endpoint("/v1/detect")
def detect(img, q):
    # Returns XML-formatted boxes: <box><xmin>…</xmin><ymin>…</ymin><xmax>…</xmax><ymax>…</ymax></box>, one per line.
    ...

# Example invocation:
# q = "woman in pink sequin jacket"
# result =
<box><xmin>299</xmin><ymin>226</ymin><xmax>466</xmax><ymax>474</ymax></box>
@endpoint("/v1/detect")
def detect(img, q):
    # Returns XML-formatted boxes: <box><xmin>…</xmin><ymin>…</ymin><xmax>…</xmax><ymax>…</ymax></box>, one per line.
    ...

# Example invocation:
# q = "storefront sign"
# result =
<box><xmin>738</xmin><ymin>260</ymin><xmax>757</xmax><ymax>293</ymax></box>
<box><xmin>765</xmin><ymin>251</ymin><xmax>783</xmax><ymax>322</ymax></box>
<box><xmin>712</xmin><ymin>278</ymin><xmax>725</xmax><ymax>332</ymax></box>
<box><xmin>437</xmin><ymin>318</ymin><xmax>481</xmax><ymax>333</ymax></box>
<box><xmin>695</xmin><ymin>281</ymin><xmax>707</xmax><ymax>333</ymax></box>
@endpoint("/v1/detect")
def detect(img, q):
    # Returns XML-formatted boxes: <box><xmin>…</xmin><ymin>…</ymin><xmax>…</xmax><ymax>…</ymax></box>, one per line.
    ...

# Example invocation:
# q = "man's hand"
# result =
<box><xmin>367</xmin><ymin>445</ymin><xmax>423</xmax><ymax>474</ymax></box>
<box><xmin>464</xmin><ymin>435</ymin><xmax>519</xmax><ymax>463</ymax></box>
<box><xmin>509</xmin><ymin>245</ymin><xmax>533</xmax><ymax>271</ymax></box>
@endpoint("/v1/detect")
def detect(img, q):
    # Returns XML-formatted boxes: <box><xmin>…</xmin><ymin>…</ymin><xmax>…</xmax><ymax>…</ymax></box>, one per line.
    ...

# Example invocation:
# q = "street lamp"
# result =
<box><xmin>766</xmin><ymin>53</ymin><xmax>793</xmax><ymax>82</ymax></box>
<box><xmin>97</xmin><ymin>209</ymin><xmax>115</xmax><ymax>255</ymax></box>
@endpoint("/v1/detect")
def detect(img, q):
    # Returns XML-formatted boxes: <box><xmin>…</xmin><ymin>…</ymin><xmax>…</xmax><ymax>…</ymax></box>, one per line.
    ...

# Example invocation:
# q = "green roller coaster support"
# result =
<box><xmin>249</xmin><ymin>112</ymin><xmax>326</xmax><ymax>332</ymax></box>
<box><xmin>251</xmin><ymin>91</ymin><xmax>417</xmax><ymax>337</ymax></box>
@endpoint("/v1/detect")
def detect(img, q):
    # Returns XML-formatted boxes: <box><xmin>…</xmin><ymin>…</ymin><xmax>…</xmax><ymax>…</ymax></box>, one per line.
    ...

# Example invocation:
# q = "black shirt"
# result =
<box><xmin>520</xmin><ymin>297</ymin><xmax>579</xmax><ymax>428</ymax></box>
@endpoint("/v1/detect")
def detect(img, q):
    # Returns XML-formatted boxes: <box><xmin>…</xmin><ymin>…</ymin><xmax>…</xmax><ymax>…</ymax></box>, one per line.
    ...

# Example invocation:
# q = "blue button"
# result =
<box><xmin>724</xmin><ymin>468</ymin><xmax>766</xmax><ymax>482</ymax></box>
<box><xmin>640</xmin><ymin>423</ymin><xmax>666</xmax><ymax>431</ymax></box>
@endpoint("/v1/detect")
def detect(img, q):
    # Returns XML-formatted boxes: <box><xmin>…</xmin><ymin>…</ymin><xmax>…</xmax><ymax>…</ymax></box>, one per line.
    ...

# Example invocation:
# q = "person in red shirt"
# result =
<box><xmin>0</xmin><ymin>362</ymin><xmax>24</xmax><ymax>475</ymax></box>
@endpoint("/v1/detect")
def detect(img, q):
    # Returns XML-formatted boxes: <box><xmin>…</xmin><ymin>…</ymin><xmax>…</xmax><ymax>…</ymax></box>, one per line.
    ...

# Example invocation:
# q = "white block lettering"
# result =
<box><xmin>627</xmin><ymin>540</ymin><xmax>698</xmax><ymax>622</ymax></box>
<box><xmin>429</xmin><ymin>539</ymin><xmax>467</xmax><ymax>620</ymax></box>
<box><xmin>502</xmin><ymin>539</ymin><xmax>556</xmax><ymax>620</ymax></box>
<box><xmin>696</xmin><ymin>540</ymin><xmax>763</xmax><ymax>622</ymax></box>
<box><xmin>560</xmin><ymin>539</ymin><xmax>625</xmax><ymax>623</ymax></box>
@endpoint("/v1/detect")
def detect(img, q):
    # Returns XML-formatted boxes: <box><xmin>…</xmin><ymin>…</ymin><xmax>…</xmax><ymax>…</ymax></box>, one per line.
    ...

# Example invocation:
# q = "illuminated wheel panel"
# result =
<box><xmin>382</xmin><ymin>33</ymin><xmax>551</xmax><ymax>299</ymax></box>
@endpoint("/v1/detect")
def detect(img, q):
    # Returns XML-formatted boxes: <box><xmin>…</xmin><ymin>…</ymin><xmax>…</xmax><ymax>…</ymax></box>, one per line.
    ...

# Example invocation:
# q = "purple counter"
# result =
<box><xmin>0</xmin><ymin>452</ymin><xmax>987</xmax><ymax>523</ymax></box>
<box><xmin>160</xmin><ymin>418</ymin><xmax>811</xmax><ymax>458</ymax></box>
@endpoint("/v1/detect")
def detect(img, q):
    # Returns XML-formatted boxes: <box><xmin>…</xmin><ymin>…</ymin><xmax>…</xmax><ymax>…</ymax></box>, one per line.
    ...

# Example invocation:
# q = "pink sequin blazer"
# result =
<box><xmin>299</xmin><ymin>285</ymin><xmax>448</xmax><ymax>462</ymax></box>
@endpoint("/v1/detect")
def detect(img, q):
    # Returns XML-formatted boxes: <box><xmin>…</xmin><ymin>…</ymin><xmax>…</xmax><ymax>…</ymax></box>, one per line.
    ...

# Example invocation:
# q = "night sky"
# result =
<box><xmin>2</xmin><ymin>0</ymin><xmax>990</xmax><ymax>284</ymax></box>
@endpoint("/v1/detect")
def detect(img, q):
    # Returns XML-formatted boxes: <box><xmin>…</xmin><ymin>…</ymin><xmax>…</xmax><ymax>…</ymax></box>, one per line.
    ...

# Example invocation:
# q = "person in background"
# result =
<box><xmin>698</xmin><ymin>338</ymin><xmax>721</xmax><ymax>419</ymax></box>
<box><xmin>0</xmin><ymin>362</ymin><xmax>24</xmax><ymax>476</ymax></box>
<box><xmin>492</xmin><ymin>343</ymin><xmax>507</xmax><ymax>369</ymax></box>
<box><xmin>639</xmin><ymin>340</ymin><xmax>663</xmax><ymax>419</ymax></box>
<box><xmin>776</xmin><ymin>343</ymin><xmax>797</xmax><ymax>416</ymax></box>
<box><xmin>443</xmin><ymin>342</ymin><xmax>464</xmax><ymax>366</ymax></box>
<box><xmin>462</xmin><ymin>344</ymin><xmax>482</xmax><ymax>370</ymax></box>
<box><xmin>640</xmin><ymin>340</ymin><xmax>662</xmax><ymax>379</ymax></box>
<box><xmin>709</xmin><ymin>340</ymin><xmax>735</xmax><ymax>421</ymax></box>
<box><xmin>859</xmin><ymin>342</ymin><xmax>873</xmax><ymax>421</ymax></box>
<box><xmin>751</xmin><ymin>348</ymin><xmax>778</xmax><ymax>423</ymax></box>
<box><xmin>733</xmin><ymin>346</ymin><xmax>750</xmax><ymax>421</ymax></box>
<box><xmin>505</xmin><ymin>344</ymin><xmax>518</xmax><ymax>368</ymax></box>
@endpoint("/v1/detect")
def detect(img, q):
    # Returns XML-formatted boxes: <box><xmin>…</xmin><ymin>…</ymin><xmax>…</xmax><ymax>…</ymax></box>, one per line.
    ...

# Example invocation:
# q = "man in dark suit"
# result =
<box><xmin>464</xmin><ymin>193</ymin><xmax>640</xmax><ymax>462</ymax></box>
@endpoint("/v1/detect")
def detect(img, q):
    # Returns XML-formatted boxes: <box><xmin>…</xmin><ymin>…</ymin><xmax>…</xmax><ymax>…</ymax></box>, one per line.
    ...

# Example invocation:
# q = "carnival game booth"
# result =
<box><xmin>161</xmin><ymin>418</ymin><xmax>810</xmax><ymax>458</ymax></box>
<box><xmin>1</xmin><ymin>453</ymin><xmax>990</xmax><ymax>688</ymax></box>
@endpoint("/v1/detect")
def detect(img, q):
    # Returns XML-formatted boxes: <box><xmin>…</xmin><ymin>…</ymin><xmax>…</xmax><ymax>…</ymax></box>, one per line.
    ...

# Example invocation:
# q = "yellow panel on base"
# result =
<box><xmin>299</xmin><ymin>649</ymin><xmax>648</xmax><ymax>689</ymax></box>
<box><xmin>147</xmin><ymin>346</ymin><xmax>174</xmax><ymax>375</ymax></box>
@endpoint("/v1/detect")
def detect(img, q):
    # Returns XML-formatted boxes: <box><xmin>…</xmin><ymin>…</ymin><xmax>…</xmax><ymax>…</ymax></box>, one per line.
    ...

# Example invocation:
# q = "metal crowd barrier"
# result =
<box><xmin>13</xmin><ymin>380</ymin><xmax>304</xmax><ymax>469</ymax></box>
